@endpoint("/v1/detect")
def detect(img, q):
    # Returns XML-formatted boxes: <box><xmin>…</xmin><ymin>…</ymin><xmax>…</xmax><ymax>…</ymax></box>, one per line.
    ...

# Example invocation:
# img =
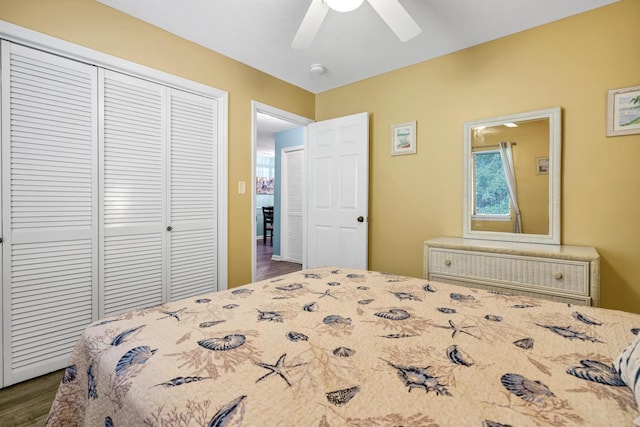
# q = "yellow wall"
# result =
<box><xmin>316</xmin><ymin>0</ymin><xmax>640</xmax><ymax>313</ymax></box>
<box><xmin>0</xmin><ymin>0</ymin><xmax>315</xmax><ymax>287</ymax></box>
<box><xmin>1</xmin><ymin>0</ymin><xmax>639</xmax><ymax>313</ymax></box>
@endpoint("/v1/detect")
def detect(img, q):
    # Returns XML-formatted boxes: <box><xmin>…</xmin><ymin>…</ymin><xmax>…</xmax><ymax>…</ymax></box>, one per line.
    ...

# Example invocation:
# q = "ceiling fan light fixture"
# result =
<box><xmin>325</xmin><ymin>0</ymin><xmax>364</xmax><ymax>13</ymax></box>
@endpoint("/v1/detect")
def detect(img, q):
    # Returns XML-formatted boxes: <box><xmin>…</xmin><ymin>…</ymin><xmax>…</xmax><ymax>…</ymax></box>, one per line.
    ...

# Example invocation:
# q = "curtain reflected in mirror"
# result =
<box><xmin>463</xmin><ymin>107</ymin><xmax>561</xmax><ymax>245</ymax></box>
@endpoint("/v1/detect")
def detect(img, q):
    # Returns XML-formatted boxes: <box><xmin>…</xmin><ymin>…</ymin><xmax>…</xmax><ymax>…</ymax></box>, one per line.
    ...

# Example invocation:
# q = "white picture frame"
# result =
<box><xmin>607</xmin><ymin>85</ymin><xmax>640</xmax><ymax>136</ymax></box>
<box><xmin>536</xmin><ymin>157</ymin><xmax>549</xmax><ymax>175</ymax></box>
<box><xmin>391</xmin><ymin>121</ymin><xmax>417</xmax><ymax>156</ymax></box>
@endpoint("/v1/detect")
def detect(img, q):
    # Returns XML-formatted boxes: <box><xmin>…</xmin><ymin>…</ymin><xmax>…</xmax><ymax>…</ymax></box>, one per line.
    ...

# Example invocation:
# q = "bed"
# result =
<box><xmin>45</xmin><ymin>267</ymin><xmax>640</xmax><ymax>426</ymax></box>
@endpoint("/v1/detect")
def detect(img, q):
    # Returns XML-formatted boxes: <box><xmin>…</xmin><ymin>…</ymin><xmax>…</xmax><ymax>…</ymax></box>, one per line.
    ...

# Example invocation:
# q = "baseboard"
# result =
<box><xmin>271</xmin><ymin>255</ymin><xmax>281</xmax><ymax>261</ymax></box>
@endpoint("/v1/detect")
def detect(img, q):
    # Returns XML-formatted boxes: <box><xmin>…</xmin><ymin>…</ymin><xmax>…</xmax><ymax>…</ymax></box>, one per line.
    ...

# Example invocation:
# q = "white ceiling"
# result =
<box><xmin>256</xmin><ymin>112</ymin><xmax>300</xmax><ymax>156</ymax></box>
<box><xmin>96</xmin><ymin>0</ymin><xmax>617</xmax><ymax>94</ymax></box>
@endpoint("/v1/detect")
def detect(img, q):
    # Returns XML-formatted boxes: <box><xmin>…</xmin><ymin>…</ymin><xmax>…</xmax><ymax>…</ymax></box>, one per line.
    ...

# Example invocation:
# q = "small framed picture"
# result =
<box><xmin>607</xmin><ymin>85</ymin><xmax>640</xmax><ymax>136</ymax></box>
<box><xmin>256</xmin><ymin>177</ymin><xmax>274</xmax><ymax>194</ymax></box>
<box><xmin>391</xmin><ymin>121</ymin><xmax>417</xmax><ymax>156</ymax></box>
<box><xmin>536</xmin><ymin>157</ymin><xmax>549</xmax><ymax>175</ymax></box>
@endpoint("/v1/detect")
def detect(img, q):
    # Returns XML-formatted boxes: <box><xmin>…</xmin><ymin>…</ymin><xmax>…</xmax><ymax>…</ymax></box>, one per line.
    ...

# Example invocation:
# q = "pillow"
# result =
<box><xmin>615</xmin><ymin>332</ymin><xmax>640</xmax><ymax>427</ymax></box>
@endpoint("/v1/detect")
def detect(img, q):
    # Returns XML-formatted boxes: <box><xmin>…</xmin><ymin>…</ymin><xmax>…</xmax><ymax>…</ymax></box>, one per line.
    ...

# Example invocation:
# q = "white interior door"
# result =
<box><xmin>281</xmin><ymin>147</ymin><xmax>304</xmax><ymax>263</ymax></box>
<box><xmin>2</xmin><ymin>42</ymin><xmax>98</xmax><ymax>386</ymax></box>
<box><xmin>306</xmin><ymin>112</ymin><xmax>369</xmax><ymax>269</ymax></box>
<box><xmin>99</xmin><ymin>69</ymin><xmax>167</xmax><ymax>317</ymax></box>
<box><xmin>167</xmin><ymin>88</ymin><xmax>219</xmax><ymax>300</ymax></box>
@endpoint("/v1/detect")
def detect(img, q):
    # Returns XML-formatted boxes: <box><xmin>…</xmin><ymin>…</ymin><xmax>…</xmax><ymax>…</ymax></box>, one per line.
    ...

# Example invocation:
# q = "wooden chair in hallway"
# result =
<box><xmin>262</xmin><ymin>206</ymin><xmax>274</xmax><ymax>245</ymax></box>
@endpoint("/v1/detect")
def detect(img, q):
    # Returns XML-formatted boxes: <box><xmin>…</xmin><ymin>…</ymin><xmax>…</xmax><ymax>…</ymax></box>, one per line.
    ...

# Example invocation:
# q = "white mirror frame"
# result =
<box><xmin>463</xmin><ymin>107</ymin><xmax>562</xmax><ymax>245</ymax></box>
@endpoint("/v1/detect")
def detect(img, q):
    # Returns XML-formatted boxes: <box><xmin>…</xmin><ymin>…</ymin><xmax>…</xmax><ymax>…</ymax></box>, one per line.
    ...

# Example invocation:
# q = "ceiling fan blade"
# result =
<box><xmin>367</xmin><ymin>0</ymin><xmax>422</xmax><ymax>42</ymax></box>
<box><xmin>291</xmin><ymin>0</ymin><xmax>329</xmax><ymax>49</ymax></box>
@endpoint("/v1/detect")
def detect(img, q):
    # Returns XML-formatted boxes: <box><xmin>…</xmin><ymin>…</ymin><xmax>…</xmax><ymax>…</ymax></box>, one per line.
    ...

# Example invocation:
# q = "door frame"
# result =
<box><xmin>250</xmin><ymin>101</ymin><xmax>313</xmax><ymax>282</ymax></box>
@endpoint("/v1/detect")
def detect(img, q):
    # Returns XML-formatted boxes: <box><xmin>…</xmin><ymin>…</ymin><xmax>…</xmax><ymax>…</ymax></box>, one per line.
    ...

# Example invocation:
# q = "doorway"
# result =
<box><xmin>251</xmin><ymin>102</ymin><xmax>313</xmax><ymax>282</ymax></box>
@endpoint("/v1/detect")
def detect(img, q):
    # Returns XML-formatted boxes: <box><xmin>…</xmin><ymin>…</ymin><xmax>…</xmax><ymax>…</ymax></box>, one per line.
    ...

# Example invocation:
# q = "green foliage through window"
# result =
<box><xmin>473</xmin><ymin>151</ymin><xmax>510</xmax><ymax>216</ymax></box>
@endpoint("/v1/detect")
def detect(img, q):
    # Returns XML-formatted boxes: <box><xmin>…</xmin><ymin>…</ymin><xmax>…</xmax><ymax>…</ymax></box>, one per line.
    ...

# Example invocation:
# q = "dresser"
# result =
<box><xmin>424</xmin><ymin>237</ymin><xmax>600</xmax><ymax>306</ymax></box>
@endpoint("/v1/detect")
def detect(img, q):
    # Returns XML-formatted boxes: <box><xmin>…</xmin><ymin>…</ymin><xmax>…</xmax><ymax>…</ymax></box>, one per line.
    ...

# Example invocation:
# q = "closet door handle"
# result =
<box><xmin>357</xmin><ymin>216</ymin><xmax>364</xmax><ymax>223</ymax></box>
<box><xmin>167</xmin><ymin>226</ymin><xmax>173</xmax><ymax>232</ymax></box>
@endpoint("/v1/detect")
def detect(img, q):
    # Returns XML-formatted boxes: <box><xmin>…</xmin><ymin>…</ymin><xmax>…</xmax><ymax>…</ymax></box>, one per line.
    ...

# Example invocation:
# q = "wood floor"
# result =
<box><xmin>256</xmin><ymin>238</ymin><xmax>302</xmax><ymax>281</ymax></box>
<box><xmin>0</xmin><ymin>242</ymin><xmax>300</xmax><ymax>426</ymax></box>
<box><xmin>0</xmin><ymin>370</ymin><xmax>61</xmax><ymax>427</ymax></box>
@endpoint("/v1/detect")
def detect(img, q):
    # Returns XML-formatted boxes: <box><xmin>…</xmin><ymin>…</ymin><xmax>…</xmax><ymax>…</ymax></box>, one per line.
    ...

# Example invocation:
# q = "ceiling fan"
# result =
<box><xmin>292</xmin><ymin>0</ymin><xmax>422</xmax><ymax>49</ymax></box>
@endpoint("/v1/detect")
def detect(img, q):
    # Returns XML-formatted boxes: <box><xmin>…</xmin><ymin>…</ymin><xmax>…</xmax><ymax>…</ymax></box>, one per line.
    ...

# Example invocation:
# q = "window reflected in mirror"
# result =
<box><xmin>471</xmin><ymin>118</ymin><xmax>549</xmax><ymax>235</ymax></box>
<box><xmin>463</xmin><ymin>107</ymin><xmax>561</xmax><ymax>245</ymax></box>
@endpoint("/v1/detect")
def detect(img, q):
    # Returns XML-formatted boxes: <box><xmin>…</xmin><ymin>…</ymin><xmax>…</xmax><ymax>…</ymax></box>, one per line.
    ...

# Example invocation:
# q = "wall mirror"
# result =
<box><xmin>463</xmin><ymin>107</ymin><xmax>561</xmax><ymax>244</ymax></box>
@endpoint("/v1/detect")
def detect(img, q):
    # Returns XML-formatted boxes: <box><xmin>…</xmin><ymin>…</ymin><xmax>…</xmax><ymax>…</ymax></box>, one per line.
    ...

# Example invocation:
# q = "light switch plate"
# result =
<box><xmin>238</xmin><ymin>181</ymin><xmax>246</xmax><ymax>194</ymax></box>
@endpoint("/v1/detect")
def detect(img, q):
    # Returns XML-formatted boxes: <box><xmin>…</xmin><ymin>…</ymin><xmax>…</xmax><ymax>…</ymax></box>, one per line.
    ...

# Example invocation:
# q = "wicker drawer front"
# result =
<box><xmin>428</xmin><ymin>248</ymin><xmax>589</xmax><ymax>295</ymax></box>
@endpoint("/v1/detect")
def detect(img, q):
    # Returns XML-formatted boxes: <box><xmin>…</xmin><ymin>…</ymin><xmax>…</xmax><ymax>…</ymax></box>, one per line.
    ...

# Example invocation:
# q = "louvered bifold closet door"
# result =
<box><xmin>283</xmin><ymin>148</ymin><xmax>304</xmax><ymax>263</ymax></box>
<box><xmin>100</xmin><ymin>70</ymin><xmax>166</xmax><ymax>317</ymax></box>
<box><xmin>168</xmin><ymin>89</ymin><xmax>218</xmax><ymax>300</ymax></box>
<box><xmin>1</xmin><ymin>42</ymin><xmax>98</xmax><ymax>386</ymax></box>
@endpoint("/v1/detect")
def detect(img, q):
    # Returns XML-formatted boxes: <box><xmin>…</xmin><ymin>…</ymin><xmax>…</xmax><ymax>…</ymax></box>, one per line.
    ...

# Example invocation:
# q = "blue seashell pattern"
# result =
<box><xmin>111</xmin><ymin>325</ymin><xmax>145</xmax><ymax>346</ymax></box>
<box><xmin>286</xmin><ymin>331</ymin><xmax>309</xmax><ymax>341</ymax></box>
<box><xmin>199</xmin><ymin>320</ymin><xmax>226</xmax><ymax>328</ymax></box>
<box><xmin>333</xmin><ymin>347</ymin><xmax>356</xmax><ymax>357</ymax></box>
<box><xmin>423</xmin><ymin>283</ymin><xmax>437</xmax><ymax>293</ymax></box>
<box><xmin>326</xmin><ymin>386</ymin><xmax>360</xmax><ymax>406</ymax></box>
<box><xmin>323</xmin><ymin>315</ymin><xmax>351</xmax><ymax>325</ymax></box>
<box><xmin>87</xmin><ymin>364</ymin><xmax>98</xmax><ymax>400</ymax></box>
<box><xmin>374</xmin><ymin>308</ymin><xmax>410</xmax><ymax>320</ymax></box>
<box><xmin>387</xmin><ymin>361</ymin><xmax>451</xmax><ymax>396</ymax></box>
<box><xmin>207</xmin><ymin>395</ymin><xmax>246</xmax><ymax>427</ymax></box>
<box><xmin>447</xmin><ymin>345</ymin><xmax>474</xmax><ymax>366</ymax></box>
<box><xmin>566</xmin><ymin>360</ymin><xmax>625</xmax><ymax>386</ymax></box>
<box><xmin>391</xmin><ymin>291</ymin><xmax>421</xmax><ymax>301</ymax></box>
<box><xmin>231</xmin><ymin>288</ymin><xmax>253</xmax><ymax>295</ymax></box>
<box><xmin>303</xmin><ymin>302</ymin><xmax>318</xmax><ymax>312</ymax></box>
<box><xmin>115</xmin><ymin>346</ymin><xmax>157</xmax><ymax>376</ymax></box>
<box><xmin>276</xmin><ymin>283</ymin><xmax>303</xmax><ymax>291</ymax></box>
<box><xmin>572</xmin><ymin>311</ymin><xmax>602</xmax><ymax>326</ymax></box>
<box><xmin>62</xmin><ymin>365</ymin><xmax>77</xmax><ymax>384</ymax></box>
<box><xmin>198</xmin><ymin>334</ymin><xmax>246</xmax><ymax>351</ymax></box>
<box><xmin>450</xmin><ymin>293</ymin><xmax>475</xmax><ymax>302</ymax></box>
<box><xmin>156</xmin><ymin>376</ymin><xmax>210</xmax><ymax>388</ymax></box>
<box><xmin>500</xmin><ymin>373</ymin><xmax>554</xmax><ymax>403</ymax></box>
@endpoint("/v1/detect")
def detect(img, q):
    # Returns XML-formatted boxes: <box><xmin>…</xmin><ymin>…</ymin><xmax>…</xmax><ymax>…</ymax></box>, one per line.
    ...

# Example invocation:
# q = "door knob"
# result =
<box><xmin>167</xmin><ymin>226</ymin><xmax>173</xmax><ymax>231</ymax></box>
<box><xmin>357</xmin><ymin>216</ymin><xmax>364</xmax><ymax>223</ymax></box>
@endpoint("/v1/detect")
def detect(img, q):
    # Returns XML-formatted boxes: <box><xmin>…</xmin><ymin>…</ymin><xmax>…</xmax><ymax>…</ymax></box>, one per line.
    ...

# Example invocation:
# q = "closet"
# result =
<box><xmin>1</xmin><ymin>34</ymin><xmax>226</xmax><ymax>387</ymax></box>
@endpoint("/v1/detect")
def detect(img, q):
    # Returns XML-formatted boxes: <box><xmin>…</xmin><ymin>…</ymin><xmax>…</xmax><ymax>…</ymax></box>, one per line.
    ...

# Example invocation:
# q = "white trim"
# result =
<box><xmin>0</xmin><ymin>20</ymin><xmax>228</xmax><ymax>290</ymax></box>
<box><xmin>471</xmin><ymin>215</ymin><xmax>511</xmax><ymax>222</ymax></box>
<box><xmin>250</xmin><ymin>102</ymin><xmax>313</xmax><ymax>282</ymax></box>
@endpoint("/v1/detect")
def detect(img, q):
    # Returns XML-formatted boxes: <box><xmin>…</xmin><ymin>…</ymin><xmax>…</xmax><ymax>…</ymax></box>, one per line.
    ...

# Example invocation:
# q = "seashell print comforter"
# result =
<box><xmin>46</xmin><ymin>268</ymin><xmax>640</xmax><ymax>426</ymax></box>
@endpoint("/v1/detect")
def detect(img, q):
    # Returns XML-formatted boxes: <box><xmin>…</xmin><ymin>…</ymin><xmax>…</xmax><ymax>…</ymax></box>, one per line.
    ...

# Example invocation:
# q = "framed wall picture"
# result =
<box><xmin>536</xmin><ymin>157</ymin><xmax>549</xmax><ymax>175</ymax></box>
<box><xmin>607</xmin><ymin>85</ymin><xmax>640</xmax><ymax>136</ymax></box>
<box><xmin>256</xmin><ymin>177</ymin><xmax>274</xmax><ymax>194</ymax></box>
<box><xmin>391</xmin><ymin>121</ymin><xmax>417</xmax><ymax>156</ymax></box>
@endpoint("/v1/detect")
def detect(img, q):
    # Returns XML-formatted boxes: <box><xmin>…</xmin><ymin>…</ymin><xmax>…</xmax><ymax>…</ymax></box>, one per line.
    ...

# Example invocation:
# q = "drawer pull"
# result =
<box><xmin>444</xmin><ymin>259</ymin><xmax>452</xmax><ymax>266</ymax></box>
<box><xmin>554</xmin><ymin>272</ymin><xmax>564</xmax><ymax>280</ymax></box>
